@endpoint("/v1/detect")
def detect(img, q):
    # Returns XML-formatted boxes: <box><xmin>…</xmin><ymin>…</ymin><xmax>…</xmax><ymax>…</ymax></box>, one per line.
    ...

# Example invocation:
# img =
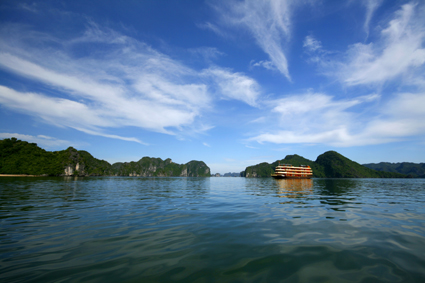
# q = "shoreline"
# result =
<box><xmin>0</xmin><ymin>174</ymin><xmax>46</xmax><ymax>177</ymax></box>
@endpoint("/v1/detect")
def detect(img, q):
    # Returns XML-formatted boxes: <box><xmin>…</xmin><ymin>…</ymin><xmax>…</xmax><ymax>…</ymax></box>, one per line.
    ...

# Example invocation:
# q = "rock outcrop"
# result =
<box><xmin>0</xmin><ymin>138</ymin><xmax>211</xmax><ymax>177</ymax></box>
<box><xmin>110</xmin><ymin>157</ymin><xmax>210</xmax><ymax>177</ymax></box>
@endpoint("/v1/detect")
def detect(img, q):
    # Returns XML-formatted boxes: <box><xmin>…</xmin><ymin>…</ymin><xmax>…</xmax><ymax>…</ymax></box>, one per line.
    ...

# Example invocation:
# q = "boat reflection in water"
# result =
<box><xmin>275</xmin><ymin>178</ymin><xmax>313</xmax><ymax>199</ymax></box>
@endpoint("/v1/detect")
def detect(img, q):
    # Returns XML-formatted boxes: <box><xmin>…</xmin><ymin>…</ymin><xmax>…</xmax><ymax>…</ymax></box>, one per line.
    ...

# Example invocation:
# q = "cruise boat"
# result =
<box><xmin>271</xmin><ymin>164</ymin><xmax>313</xmax><ymax>179</ymax></box>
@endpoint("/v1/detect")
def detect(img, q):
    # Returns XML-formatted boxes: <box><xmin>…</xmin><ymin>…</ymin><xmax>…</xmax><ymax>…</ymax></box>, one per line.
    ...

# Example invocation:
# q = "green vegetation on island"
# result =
<box><xmin>243</xmin><ymin>151</ymin><xmax>408</xmax><ymax>178</ymax></box>
<box><xmin>1</xmin><ymin>138</ymin><xmax>416</xmax><ymax>179</ymax></box>
<box><xmin>315</xmin><ymin>151</ymin><xmax>406</xmax><ymax>178</ymax></box>
<box><xmin>242</xmin><ymin>154</ymin><xmax>325</xmax><ymax>178</ymax></box>
<box><xmin>363</xmin><ymin>162</ymin><xmax>425</xmax><ymax>178</ymax></box>
<box><xmin>0</xmin><ymin>138</ymin><xmax>210</xmax><ymax>177</ymax></box>
<box><xmin>111</xmin><ymin>157</ymin><xmax>210</xmax><ymax>177</ymax></box>
<box><xmin>0</xmin><ymin>137</ymin><xmax>67</xmax><ymax>176</ymax></box>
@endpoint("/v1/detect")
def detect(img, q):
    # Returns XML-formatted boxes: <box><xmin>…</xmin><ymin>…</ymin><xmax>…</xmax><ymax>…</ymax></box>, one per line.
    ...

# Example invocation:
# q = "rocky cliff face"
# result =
<box><xmin>109</xmin><ymin>157</ymin><xmax>211</xmax><ymax>177</ymax></box>
<box><xmin>64</xmin><ymin>165</ymin><xmax>73</xmax><ymax>176</ymax></box>
<box><xmin>180</xmin><ymin>167</ymin><xmax>188</xmax><ymax>177</ymax></box>
<box><xmin>59</xmin><ymin>151</ymin><xmax>212</xmax><ymax>177</ymax></box>
<box><xmin>185</xmin><ymin>160</ymin><xmax>210</xmax><ymax>177</ymax></box>
<box><xmin>244</xmin><ymin>162</ymin><xmax>274</xmax><ymax>178</ymax></box>
<box><xmin>61</xmin><ymin>147</ymin><xmax>109</xmax><ymax>176</ymax></box>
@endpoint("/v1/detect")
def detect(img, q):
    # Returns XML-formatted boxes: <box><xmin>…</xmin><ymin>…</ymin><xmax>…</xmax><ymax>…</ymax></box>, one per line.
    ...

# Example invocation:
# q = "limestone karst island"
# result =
<box><xmin>1</xmin><ymin>138</ymin><xmax>423</xmax><ymax>178</ymax></box>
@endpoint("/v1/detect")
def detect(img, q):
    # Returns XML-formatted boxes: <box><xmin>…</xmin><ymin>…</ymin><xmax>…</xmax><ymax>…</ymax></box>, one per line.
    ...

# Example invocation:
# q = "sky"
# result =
<box><xmin>0</xmin><ymin>0</ymin><xmax>425</xmax><ymax>174</ymax></box>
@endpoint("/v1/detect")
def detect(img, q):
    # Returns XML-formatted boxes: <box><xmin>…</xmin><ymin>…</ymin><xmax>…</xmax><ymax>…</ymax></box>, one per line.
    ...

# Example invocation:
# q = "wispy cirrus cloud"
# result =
<box><xmin>208</xmin><ymin>0</ymin><xmax>299</xmax><ymax>80</ymax></box>
<box><xmin>343</xmin><ymin>3</ymin><xmax>425</xmax><ymax>86</ymax></box>
<box><xmin>197</xmin><ymin>22</ymin><xmax>230</xmax><ymax>38</ymax></box>
<box><xmin>19</xmin><ymin>3</ymin><xmax>39</xmax><ymax>13</ymax></box>
<box><xmin>0</xmin><ymin>22</ymin><xmax>262</xmax><ymax>143</ymax></box>
<box><xmin>255</xmin><ymin>2</ymin><xmax>425</xmax><ymax>148</ymax></box>
<box><xmin>308</xmin><ymin>2</ymin><xmax>425</xmax><ymax>87</ymax></box>
<box><xmin>188</xmin><ymin>46</ymin><xmax>225</xmax><ymax>62</ymax></box>
<box><xmin>362</xmin><ymin>0</ymin><xmax>383</xmax><ymax>39</ymax></box>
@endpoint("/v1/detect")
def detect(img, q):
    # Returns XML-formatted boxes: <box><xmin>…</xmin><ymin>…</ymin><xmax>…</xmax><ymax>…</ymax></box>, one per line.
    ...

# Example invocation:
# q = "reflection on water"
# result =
<box><xmin>274</xmin><ymin>179</ymin><xmax>313</xmax><ymax>198</ymax></box>
<box><xmin>1</xmin><ymin>177</ymin><xmax>425</xmax><ymax>282</ymax></box>
<box><xmin>314</xmin><ymin>178</ymin><xmax>359</xmax><ymax>196</ymax></box>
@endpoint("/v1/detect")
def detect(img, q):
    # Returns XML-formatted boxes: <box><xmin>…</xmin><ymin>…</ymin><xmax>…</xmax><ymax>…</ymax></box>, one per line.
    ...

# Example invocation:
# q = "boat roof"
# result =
<box><xmin>277</xmin><ymin>164</ymin><xmax>310</xmax><ymax>167</ymax></box>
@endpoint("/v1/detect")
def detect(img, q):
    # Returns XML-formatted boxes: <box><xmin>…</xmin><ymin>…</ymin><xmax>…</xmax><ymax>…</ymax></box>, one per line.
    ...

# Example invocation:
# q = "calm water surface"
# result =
<box><xmin>1</xmin><ymin>177</ymin><xmax>425</xmax><ymax>282</ymax></box>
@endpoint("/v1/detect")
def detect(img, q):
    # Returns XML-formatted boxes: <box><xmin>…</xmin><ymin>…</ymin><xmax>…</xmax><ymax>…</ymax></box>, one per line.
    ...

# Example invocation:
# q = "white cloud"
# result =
<box><xmin>245</xmin><ymin>145</ymin><xmax>258</xmax><ymax>149</ymax></box>
<box><xmin>0</xmin><ymin>52</ymin><xmax>124</xmax><ymax>104</ymax></box>
<box><xmin>204</xmin><ymin>67</ymin><xmax>261</xmax><ymax>107</ymax></box>
<box><xmin>203</xmin><ymin>142</ymin><xmax>211</xmax><ymax>147</ymax></box>
<box><xmin>73</xmin><ymin>127</ymin><xmax>146</xmax><ymax>144</ymax></box>
<box><xmin>289</xmin><ymin>2</ymin><xmax>425</xmax><ymax>148</ymax></box>
<box><xmin>0</xmin><ymin>86</ymin><xmax>147</xmax><ymax>144</ymax></box>
<box><xmin>0</xmin><ymin>133</ymin><xmax>72</xmax><ymax>148</ymax></box>
<box><xmin>362</xmin><ymin>92</ymin><xmax>425</xmax><ymax>139</ymax></box>
<box><xmin>270</xmin><ymin>92</ymin><xmax>379</xmax><ymax>128</ymax></box>
<box><xmin>250</xmin><ymin>60</ymin><xmax>276</xmax><ymax>71</ymax></box>
<box><xmin>249</xmin><ymin>92</ymin><xmax>386</xmax><ymax>147</ymax></box>
<box><xmin>0</xmin><ymin>86</ymin><xmax>107</xmax><ymax>127</ymax></box>
<box><xmin>303</xmin><ymin>3</ymin><xmax>425</xmax><ymax>88</ymax></box>
<box><xmin>303</xmin><ymin>35</ymin><xmax>322</xmax><ymax>52</ymax></box>
<box><xmin>249</xmin><ymin>89</ymin><xmax>425</xmax><ymax>147</ymax></box>
<box><xmin>362</xmin><ymin>0</ymin><xmax>383</xmax><ymax>39</ymax></box>
<box><xmin>197</xmin><ymin>22</ymin><xmax>230</xmax><ymax>38</ymax></box>
<box><xmin>19</xmin><ymin>3</ymin><xmax>39</xmax><ymax>13</ymax></box>
<box><xmin>385</xmin><ymin>92</ymin><xmax>425</xmax><ymax>118</ymax></box>
<box><xmin>210</xmin><ymin>0</ymin><xmax>298</xmax><ymax>80</ymax></box>
<box><xmin>0</xmin><ymin>23</ymin><xmax>262</xmax><ymax>143</ymax></box>
<box><xmin>341</xmin><ymin>3</ymin><xmax>425</xmax><ymax>86</ymax></box>
<box><xmin>71</xmin><ymin>21</ymin><xmax>130</xmax><ymax>45</ymax></box>
<box><xmin>188</xmin><ymin>47</ymin><xmax>225</xmax><ymax>61</ymax></box>
<box><xmin>248</xmin><ymin>116</ymin><xmax>266</xmax><ymax>124</ymax></box>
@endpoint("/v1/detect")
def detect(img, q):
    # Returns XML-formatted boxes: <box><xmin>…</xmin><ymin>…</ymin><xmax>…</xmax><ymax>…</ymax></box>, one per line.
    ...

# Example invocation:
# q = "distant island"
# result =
<box><xmin>242</xmin><ymin>151</ymin><xmax>413</xmax><ymax>178</ymax></box>
<box><xmin>223</xmin><ymin>172</ymin><xmax>241</xmax><ymax>177</ymax></box>
<box><xmin>1</xmin><ymin>138</ymin><xmax>421</xmax><ymax>178</ymax></box>
<box><xmin>363</xmin><ymin>162</ymin><xmax>425</xmax><ymax>178</ymax></box>
<box><xmin>0</xmin><ymin>138</ymin><xmax>210</xmax><ymax>177</ymax></box>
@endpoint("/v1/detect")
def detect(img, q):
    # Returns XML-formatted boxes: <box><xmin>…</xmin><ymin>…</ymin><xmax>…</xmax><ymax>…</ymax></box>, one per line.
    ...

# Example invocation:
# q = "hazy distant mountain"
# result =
<box><xmin>243</xmin><ymin>151</ymin><xmax>408</xmax><ymax>178</ymax></box>
<box><xmin>363</xmin><ymin>162</ymin><xmax>425</xmax><ymax>178</ymax></box>
<box><xmin>223</xmin><ymin>172</ymin><xmax>241</xmax><ymax>177</ymax></box>
<box><xmin>0</xmin><ymin>138</ymin><xmax>210</xmax><ymax>177</ymax></box>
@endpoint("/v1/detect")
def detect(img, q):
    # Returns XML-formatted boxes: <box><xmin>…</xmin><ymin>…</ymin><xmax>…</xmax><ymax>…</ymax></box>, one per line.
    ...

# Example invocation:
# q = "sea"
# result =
<box><xmin>1</xmin><ymin>177</ymin><xmax>425</xmax><ymax>282</ymax></box>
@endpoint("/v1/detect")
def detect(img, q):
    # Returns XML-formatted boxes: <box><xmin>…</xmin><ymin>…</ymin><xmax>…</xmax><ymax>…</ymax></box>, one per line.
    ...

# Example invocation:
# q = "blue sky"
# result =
<box><xmin>0</xmin><ymin>0</ymin><xmax>424</xmax><ymax>174</ymax></box>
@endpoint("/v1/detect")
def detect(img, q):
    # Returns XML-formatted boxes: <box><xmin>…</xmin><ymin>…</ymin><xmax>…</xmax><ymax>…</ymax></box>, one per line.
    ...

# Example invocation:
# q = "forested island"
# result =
<box><xmin>0</xmin><ymin>138</ymin><xmax>210</xmax><ymax>177</ymax></box>
<box><xmin>1</xmin><ymin>138</ymin><xmax>421</xmax><ymax>178</ymax></box>
<box><xmin>242</xmin><ymin>151</ymin><xmax>411</xmax><ymax>178</ymax></box>
<box><xmin>363</xmin><ymin>162</ymin><xmax>425</xmax><ymax>178</ymax></box>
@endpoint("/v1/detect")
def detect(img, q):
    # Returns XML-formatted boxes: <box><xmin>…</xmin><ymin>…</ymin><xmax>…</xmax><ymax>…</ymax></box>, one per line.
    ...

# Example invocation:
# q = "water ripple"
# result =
<box><xmin>1</xmin><ymin>177</ymin><xmax>425</xmax><ymax>282</ymax></box>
